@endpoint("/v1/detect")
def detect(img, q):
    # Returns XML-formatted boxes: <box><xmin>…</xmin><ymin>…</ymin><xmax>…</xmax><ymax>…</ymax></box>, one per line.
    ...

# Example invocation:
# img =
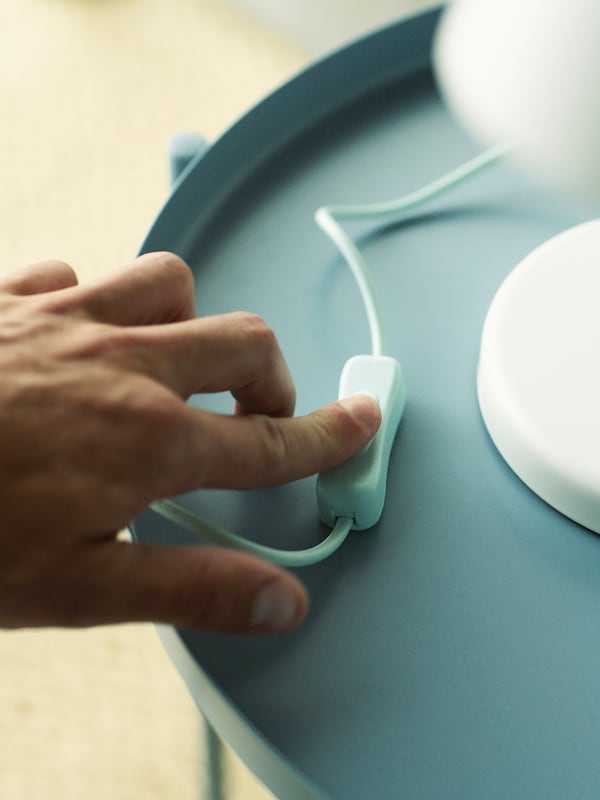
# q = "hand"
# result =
<box><xmin>0</xmin><ymin>253</ymin><xmax>380</xmax><ymax>633</ymax></box>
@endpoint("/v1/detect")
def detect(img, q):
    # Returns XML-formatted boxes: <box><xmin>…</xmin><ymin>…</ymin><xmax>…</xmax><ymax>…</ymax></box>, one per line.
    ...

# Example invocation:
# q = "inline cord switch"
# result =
<box><xmin>317</xmin><ymin>355</ymin><xmax>406</xmax><ymax>530</ymax></box>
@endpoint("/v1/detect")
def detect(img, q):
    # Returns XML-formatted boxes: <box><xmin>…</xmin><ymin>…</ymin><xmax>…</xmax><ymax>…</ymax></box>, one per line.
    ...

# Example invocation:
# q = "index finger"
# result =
<box><xmin>155</xmin><ymin>394</ymin><xmax>381</xmax><ymax>495</ymax></box>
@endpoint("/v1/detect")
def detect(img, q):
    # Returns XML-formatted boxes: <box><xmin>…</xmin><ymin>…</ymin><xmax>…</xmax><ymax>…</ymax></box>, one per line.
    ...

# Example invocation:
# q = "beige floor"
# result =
<box><xmin>0</xmin><ymin>1</ymin><xmax>306</xmax><ymax>797</ymax></box>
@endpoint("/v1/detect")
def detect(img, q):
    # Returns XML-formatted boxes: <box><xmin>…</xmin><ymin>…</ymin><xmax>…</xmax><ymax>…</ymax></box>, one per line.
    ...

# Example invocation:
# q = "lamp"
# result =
<box><xmin>432</xmin><ymin>0</ymin><xmax>600</xmax><ymax>535</ymax></box>
<box><xmin>433</xmin><ymin>0</ymin><xmax>600</xmax><ymax>203</ymax></box>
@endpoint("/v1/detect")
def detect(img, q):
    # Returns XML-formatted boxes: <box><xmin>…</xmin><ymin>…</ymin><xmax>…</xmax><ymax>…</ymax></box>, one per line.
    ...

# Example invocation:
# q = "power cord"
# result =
<box><xmin>150</xmin><ymin>144</ymin><xmax>508</xmax><ymax>566</ymax></box>
<box><xmin>152</xmin><ymin>499</ymin><xmax>353</xmax><ymax>568</ymax></box>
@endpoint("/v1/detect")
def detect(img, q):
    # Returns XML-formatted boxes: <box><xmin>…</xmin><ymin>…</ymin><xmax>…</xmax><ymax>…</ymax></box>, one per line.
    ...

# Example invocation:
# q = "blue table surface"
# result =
<box><xmin>135</xmin><ymin>11</ymin><xmax>600</xmax><ymax>799</ymax></box>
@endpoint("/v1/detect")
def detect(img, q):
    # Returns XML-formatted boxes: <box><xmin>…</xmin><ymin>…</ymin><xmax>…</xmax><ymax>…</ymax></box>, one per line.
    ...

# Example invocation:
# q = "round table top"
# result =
<box><xmin>135</xmin><ymin>10</ymin><xmax>600</xmax><ymax>799</ymax></box>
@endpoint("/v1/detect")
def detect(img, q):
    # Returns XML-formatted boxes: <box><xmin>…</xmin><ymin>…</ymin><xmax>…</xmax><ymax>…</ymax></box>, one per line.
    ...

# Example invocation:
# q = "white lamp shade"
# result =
<box><xmin>433</xmin><ymin>0</ymin><xmax>600</xmax><ymax>202</ymax></box>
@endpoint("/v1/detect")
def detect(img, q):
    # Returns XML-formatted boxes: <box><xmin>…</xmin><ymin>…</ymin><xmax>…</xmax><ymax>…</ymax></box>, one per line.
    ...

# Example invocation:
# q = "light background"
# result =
<box><xmin>0</xmin><ymin>1</ymin><xmax>431</xmax><ymax>798</ymax></box>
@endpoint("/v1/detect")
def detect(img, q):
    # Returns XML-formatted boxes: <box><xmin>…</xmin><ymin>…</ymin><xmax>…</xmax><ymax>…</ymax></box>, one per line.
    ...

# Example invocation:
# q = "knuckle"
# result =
<box><xmin>31</xmin><ymin>259</ymin><xmax>77</xmax><ymax>289</ymax></box>
<box><xmin>234</xmin><ymin>312</ymin><xmax>278</xmax><ymax>353</ymax></box>
<box><xmin>46</xmin><ymin>259</ymin><xmax>77</xmax><ymax>279</ymax></box>
<box><xmin>255</xmin><ymin>415</ymin><xmax>294</xmax><ymax>478</ymax></box>
<box><xmin>156</xmin><ymin>251</ymin><xmax>194</xmax><ymax>291</ymax></box>
<box><xmin>75</xmin><ymin>325</ymin><xmax>134</xmax><ymax>364</ymax></box>
<box><xmin>127</xmin><ymin>383</ymin><xmax>182</xmax><ymax>431</ymax></box>
<box><xmin>1</xmin><ymin>259</ymin><xmax>78</xmax><ymax>298</ymax></box>
<box><xmin>152</xmin><ymin>252</ymin><xmax>195</xmax><ymax>320</ymax></box>
<box><xmin>74</xmin><ymin>326</ymin><xmax>154</xmax><ymax>377</ymax></box>
<box><xmin>135</xmin><ymin>251</ymin><xmax>195</xmax><ymax>320</ymax></box>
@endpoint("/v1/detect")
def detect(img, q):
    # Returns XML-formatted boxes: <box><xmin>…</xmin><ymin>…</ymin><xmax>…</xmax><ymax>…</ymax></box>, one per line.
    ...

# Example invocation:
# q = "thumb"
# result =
<box><xmin>80</xmin><ymin>540</ymin><xmax>309</xmax><ymax>633</ymax></box>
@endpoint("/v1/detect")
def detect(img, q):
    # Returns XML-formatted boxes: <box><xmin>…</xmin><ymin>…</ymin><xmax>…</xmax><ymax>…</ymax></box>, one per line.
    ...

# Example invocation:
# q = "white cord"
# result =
<box><xmin>149</xmin><ymin>144</ymin><xmax>509</xmax><ymax>566</ymax></box>
<box><xmin>315</xmin><ymin>142</ymin><xmax>511</xmax><ymax>357</ymax></box>
<box><xmin>316</xmin><ymin>207</ymin><xmax>387</xmax><ymax>356</ymax></box>
<box><xmin>151</xmin><ymin>499</ymin><xmax>353</xmax><ymax>568</ymax></box>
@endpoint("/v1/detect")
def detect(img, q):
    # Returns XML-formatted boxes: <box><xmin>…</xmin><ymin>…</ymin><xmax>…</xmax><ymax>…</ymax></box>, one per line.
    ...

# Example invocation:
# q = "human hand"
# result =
<box><xmin>0</xmin><ymin>253</ymin><xmax>380</xmax><ymax>633</ymax></box>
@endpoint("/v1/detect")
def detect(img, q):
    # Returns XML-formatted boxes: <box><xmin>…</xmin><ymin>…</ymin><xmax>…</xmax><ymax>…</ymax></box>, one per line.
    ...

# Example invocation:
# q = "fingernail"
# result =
<box><xmin>250</xmin><ymin>580</ymin><xmax>300</xmax><ymax>633</ymax></box>
<box><xmin>339</xmin><ymin>394</ymin><xmax>380</xmax><ymax>427</ymax></box>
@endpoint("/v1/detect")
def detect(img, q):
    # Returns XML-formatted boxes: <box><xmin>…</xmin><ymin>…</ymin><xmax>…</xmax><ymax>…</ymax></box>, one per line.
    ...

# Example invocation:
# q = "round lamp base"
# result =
<box><xmin>478</xmin><ymin>219</ymin><xmax>600</xmax><ymax>533</ymax></box>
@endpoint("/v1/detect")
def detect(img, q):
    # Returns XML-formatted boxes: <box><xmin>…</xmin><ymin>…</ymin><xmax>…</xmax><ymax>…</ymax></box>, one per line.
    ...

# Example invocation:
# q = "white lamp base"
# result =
<box><xmin>478</xmin><ymin>219</ymin><xmax>600</xmax><ymax>534</ymax></box>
